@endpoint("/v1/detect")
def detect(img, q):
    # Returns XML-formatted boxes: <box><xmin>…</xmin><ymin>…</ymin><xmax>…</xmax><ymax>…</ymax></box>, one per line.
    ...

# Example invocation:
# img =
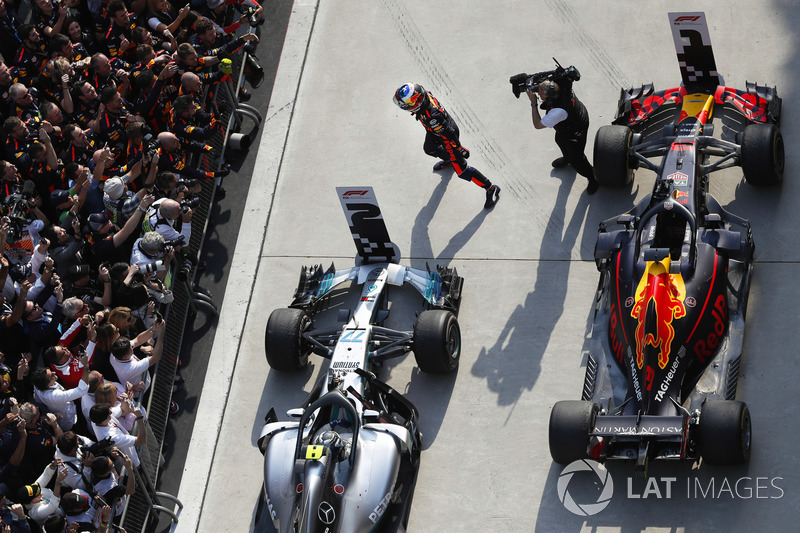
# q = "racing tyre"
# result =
<box><xmin>549</xmin><ymin>400</ymin><xmax>599</xmax><ymax>465</ymax></box>
<box><xmin>413</xmin><ymin>310</ymin><xmax>460</xmax><ymax>374</ymax></box>
<box><xmin>593</xmin><ymin>125</ymin><xmax>634</xmax><ymax>187</ymax></box>
<box><xmin>741</xmin><ymin>123</ymin><xmax>784</xmax><ymax>186</ymax></box>
<box><xmin>265</xmin><ymin>308</ymin><xmax>311</xmax><ymax>371</ymax></box>
<box><xmin>699</xmin><ymin>400</ymin><xmax>752</xmax><ymax>465</ymax></box>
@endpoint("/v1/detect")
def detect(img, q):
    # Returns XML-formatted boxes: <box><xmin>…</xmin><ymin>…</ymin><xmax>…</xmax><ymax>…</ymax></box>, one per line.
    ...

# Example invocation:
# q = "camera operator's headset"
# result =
<box><xmin>539</xmin><ymin>80</ymin><xmax>560</xmax><ymax>107</ymax></box>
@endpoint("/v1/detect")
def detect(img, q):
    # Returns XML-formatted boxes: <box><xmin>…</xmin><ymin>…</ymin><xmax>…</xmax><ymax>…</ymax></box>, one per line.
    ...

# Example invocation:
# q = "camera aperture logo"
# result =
<box><xmin>556</xmin><ymin>461</ymin><xmax>786</xmax><ymax>516</ymax></box>
<box><xmin>557</xmin><ymin>459</ymin><xmax>614</xmax><ymax>516</ymax></box>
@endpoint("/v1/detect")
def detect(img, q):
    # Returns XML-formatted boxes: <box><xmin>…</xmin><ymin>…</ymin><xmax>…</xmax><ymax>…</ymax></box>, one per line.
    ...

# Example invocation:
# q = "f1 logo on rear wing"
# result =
<box><xmin>669</xmin><ymin>12</ymin><xmax>722</xmax><ymax>92</ymax></box>
<box><xmin>336</xmin><ymin>187</ymin><xmax>400</xmax><ymax>264</ymax></box>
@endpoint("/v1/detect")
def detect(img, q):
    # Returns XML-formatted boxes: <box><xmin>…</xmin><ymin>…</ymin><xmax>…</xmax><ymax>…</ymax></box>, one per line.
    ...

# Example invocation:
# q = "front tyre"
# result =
<box><xmin>699</xmin><ymin>400</ymin><xmax>752</xmax><ymax>465</ymax></box>
<box><xmin>265</xmin><ymin>308</ymin><xmax>311</xmax><ymax>371</ymax></box>
<box><xmin>413</xmin><ymin>310</ymin><xmax>460</xmax><ymax>374</ymax></box>
<box><xmin>741</xmin><ymin>123</ymin><xmax>784</xmax><ymax>186</ymax></box>
<box><xmin>593</xmin><ymin>125</ymin><xmax>634</xmax><ymax>187</ymax></box>
<box><xmin>549</xmin><ymin>400</ymin><xmax>599</xmax><ymax>464</ymax></box>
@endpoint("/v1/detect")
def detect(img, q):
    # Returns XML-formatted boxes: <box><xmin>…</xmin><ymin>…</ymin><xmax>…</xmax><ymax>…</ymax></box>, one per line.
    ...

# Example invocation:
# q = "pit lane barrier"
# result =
<box><xmin>119</xmin><ymin>19</ymin><xmax>263</xmax><ymax>532</ymax></box>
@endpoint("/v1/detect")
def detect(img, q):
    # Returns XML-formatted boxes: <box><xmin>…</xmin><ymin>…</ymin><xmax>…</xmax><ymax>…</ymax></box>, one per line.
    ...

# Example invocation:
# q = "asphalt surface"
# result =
<box><xmin>168</xmin><ymin>2</ymin><xmax>800</xmax><ymax>532</ymax></box>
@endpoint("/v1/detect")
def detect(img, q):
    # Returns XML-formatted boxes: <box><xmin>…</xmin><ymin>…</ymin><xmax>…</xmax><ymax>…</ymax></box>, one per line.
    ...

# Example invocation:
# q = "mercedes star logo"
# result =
<box><xmin>318</xmin><ymin>501</ymin><xmax>335</xmax><ymax>524</ymax></box>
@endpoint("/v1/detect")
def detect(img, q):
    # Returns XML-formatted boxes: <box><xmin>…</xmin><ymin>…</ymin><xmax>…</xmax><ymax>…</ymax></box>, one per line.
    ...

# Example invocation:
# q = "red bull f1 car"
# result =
<box><xmin>257</xmin><ymin>187</ymin><xmax>463</xmax><ymax>532</ymax></box>
<box><xmin>549</xmin><ymin>12</ymin><xmax>783</xmax><ymax>475</ymax></box>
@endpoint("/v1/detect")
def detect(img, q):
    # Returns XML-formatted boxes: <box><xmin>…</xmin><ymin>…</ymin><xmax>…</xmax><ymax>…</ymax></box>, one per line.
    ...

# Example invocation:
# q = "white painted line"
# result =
<box><xmin>175</xmin><ymin>1</ymin><xmax>320</xmax><ymax>531</ymax></box>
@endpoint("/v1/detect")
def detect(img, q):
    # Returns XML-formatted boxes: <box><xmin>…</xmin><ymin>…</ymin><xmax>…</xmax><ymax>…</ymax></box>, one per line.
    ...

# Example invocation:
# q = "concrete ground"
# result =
<box><xmin>175</xmin><ymin>1</ymin><xmax>800</xmax><ymax>531</ymax></box>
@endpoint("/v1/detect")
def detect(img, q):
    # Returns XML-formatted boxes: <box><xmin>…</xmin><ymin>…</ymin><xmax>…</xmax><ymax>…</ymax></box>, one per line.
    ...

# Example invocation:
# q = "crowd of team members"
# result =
<box><xmin>0</xmin><ymin>0</ymin><xmax>262</xmax><ymax>528</ymax></box>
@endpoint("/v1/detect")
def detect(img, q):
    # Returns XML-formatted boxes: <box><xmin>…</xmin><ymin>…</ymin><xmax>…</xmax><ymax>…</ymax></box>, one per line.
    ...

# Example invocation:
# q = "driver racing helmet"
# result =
<box><xmin>393</xmin><ymin>83</ymin><xmax>427</xmax><ymax>112</ymax></box>
<box><xmin>315</xmin><ymin>430</ymin><xmax>345</xmax><ymax>461</ymax></box>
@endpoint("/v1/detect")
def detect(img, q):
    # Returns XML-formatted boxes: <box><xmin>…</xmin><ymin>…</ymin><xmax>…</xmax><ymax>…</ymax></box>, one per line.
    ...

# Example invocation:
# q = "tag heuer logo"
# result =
<box><xmin>667</xmin><ymin>172</ymin><xmax>688</xmax><ymax>185</ymax></box>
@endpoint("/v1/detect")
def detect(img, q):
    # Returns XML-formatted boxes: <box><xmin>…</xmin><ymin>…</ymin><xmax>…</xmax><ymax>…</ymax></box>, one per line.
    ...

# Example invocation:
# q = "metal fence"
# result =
<box><xmin>120</xmin><ymin>20</ymin><xmax>262</xmax><ymax>532</ymax></box>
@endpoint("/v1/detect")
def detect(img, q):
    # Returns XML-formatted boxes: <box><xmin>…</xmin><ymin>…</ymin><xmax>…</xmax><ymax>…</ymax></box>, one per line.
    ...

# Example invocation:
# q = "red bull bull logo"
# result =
<box><xmin>673</xmin><ymin>190</ymin><xmax>690</xmax><ymax>205</ymax></box>
<box><xmin>630</xmin><ymin>258</ymin><xmax>686</xmax><ymax>369</ymax></box>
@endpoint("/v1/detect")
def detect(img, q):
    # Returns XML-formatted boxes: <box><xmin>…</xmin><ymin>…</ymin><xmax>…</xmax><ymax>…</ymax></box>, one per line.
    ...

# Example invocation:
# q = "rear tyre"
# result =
<box><xmin>699</xmin><ymin>400</ymin><xmax>752</xmax><ymax>465</ymax></box>
<box><xmin>549</xmin><ymin>400</ymin><xmax>599</xmax><ymax>464</ymax></box>
<box><xmin>413</xmin><ymin>310</ymin><xmax>460</xmax><ymax>374</ymax></box>
<box><xmin>265</xmin><ymin>308</ymin><xmax>310</xmax><ymax>371</ymax></box>
<box><xmin>593</xmin><ymin>125</ymin><xmax>634</xmax><ymax>187</ymax></box>
<box><xmin>741</xmin><ymin>123</ymin><xmax>784</xmax><ymax>186</ymax></box>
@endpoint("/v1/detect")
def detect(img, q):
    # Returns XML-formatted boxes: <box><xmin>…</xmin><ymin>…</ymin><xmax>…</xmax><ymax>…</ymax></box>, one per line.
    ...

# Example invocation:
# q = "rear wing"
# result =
<box><xmin>336</xmin><ymin>187</ymin><xmax>400</xmax><ymax>264</ymax></box>
<box><xmin>669</xmin><ymin>12</ymin><xmax>722</xmax><ymax>92</ymax></box>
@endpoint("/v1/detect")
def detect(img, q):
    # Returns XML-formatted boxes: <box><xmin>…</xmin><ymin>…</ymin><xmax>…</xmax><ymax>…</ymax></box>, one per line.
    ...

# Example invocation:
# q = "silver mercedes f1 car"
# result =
<box><xmin>549</xmin><ymin>12</ymin><xmax>783</xmax><ymax>476</ymax></box>
<box><xmin>257</xmin><ymin>187</ymin><xmax>463</xmax><ymax>532</ymax></box>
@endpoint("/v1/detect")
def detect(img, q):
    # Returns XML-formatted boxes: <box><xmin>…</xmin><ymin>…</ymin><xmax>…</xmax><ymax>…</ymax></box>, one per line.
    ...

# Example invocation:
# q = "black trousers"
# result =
<box><xmin>555</xmin><ymin>129</ymin><xmax>594</xmax><ymax>179</ymax></box>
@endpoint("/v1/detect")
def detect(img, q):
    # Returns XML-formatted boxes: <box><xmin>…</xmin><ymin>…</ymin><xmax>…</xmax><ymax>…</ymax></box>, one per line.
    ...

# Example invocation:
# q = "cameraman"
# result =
<box><xmin>525</xmin><ymin>76</ymin><xmax>598</xmax><ymax>194</ymax></box>
<box><xmin>142</xmin><ymin>197</ymin><xmax>191</xmax><ymax>247</ymax></box>
<box><xmin>153</xmin><ymin>171</ymin><xmax>201</xmax><ymax>201</ymax></box>
<box><xmin>130</xmin><ymin>231</ymin><xmax>176</xmax><ymax>285</ymax></box>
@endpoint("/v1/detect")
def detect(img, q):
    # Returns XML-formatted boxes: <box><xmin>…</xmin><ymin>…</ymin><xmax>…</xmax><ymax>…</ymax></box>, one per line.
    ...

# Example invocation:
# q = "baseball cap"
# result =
<box><xmin>88</xmin><ymin>212</ymin><xmax>111</xmax><ymax>232</ymax></box>
<box><xmin>62</xmin><ymin>491</ymin><xmax>91</xmax><ymax>514</ymax></box>
<box><xmin>104</xmin><ymin>177</ymin><xmax>125</xmax><ymax>200</ymax></box>
<box><xmin>16</xmin><ymin>482</ymin><xmax>41</xmax><ymax>504</ymax></box>
<box><xmin>49</xmin><ymin>189</ymin><xmax>71</xmax><ymax>207</ymax></box>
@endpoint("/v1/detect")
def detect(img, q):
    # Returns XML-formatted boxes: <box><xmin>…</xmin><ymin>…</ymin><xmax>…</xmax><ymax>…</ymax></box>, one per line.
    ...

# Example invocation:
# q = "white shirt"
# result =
<box><xmin>111</xmin><ymin>354</ymin><xmax>152</xmax><ymax>392</ymax></box>
<box><xmin>541</xmin><ymin>107</ymin><xmax>568</xmax><ymax>128</ymax></box>
<box><xmin>92</xmin><ymin>415</ymin><xmax>140</xmax><ymax>467</ymax></box>
<box><xmin>33</xmin><ymin>380</ymin><xmax>89</xmax><ymax>431</ymax></box>
<box><xmin>26</xmin><ymin>465</ymin><xmax>62</xmax><ymax>524</ymax></box>
<box><xmin>55</xmin><ymin>436</ymin><xmax>94</xmax><ymax>492</ymax></box>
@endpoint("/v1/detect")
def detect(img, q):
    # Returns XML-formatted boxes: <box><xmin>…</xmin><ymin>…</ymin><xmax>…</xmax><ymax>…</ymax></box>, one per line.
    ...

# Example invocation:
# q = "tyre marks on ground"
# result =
<box><xmin>545</xmin><ymin>0</ymin><xmax>631</xmax><ymax>90</ymax></box>
<box><xmin>380</xmin><ymin>0</ymin><xmax>558</xmax><ymax>234</ymax></box>
<box><xmin>382</xmin><ymin>1</ymin><xmax>633</xmax><ymax>235</ymax></box>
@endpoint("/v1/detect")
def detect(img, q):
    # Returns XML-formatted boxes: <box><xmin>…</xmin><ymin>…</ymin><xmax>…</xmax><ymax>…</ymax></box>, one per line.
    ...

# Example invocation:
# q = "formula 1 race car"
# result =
<box><xmin>256</xmin><ymin>187</ymin><xmax>463</xmax><ymax>532</ymax></box>
<box><xmin>549</xmin><ymin>12</ymin><xmax>783</xmax><ymax>475</ymax></box>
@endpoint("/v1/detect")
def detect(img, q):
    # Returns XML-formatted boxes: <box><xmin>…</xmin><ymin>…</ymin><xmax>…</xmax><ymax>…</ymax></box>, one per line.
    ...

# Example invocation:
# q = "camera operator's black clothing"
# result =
<box><xmin>541</xmin><ymin>88</ymin><xmax>593</xmax><ymax>179</ymax></box>
<box><xmin>415</xmin><ymin>93</ymin><xmax>493</xmax><ymax>189</ymax></box>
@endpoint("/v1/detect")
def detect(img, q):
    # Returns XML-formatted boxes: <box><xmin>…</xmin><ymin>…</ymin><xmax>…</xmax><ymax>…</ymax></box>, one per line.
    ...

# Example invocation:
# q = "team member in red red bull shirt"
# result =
<box><xmin>394</xmin><ymin>83</ymin><xmax>500</xmax><ymax>209</ymax></box>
